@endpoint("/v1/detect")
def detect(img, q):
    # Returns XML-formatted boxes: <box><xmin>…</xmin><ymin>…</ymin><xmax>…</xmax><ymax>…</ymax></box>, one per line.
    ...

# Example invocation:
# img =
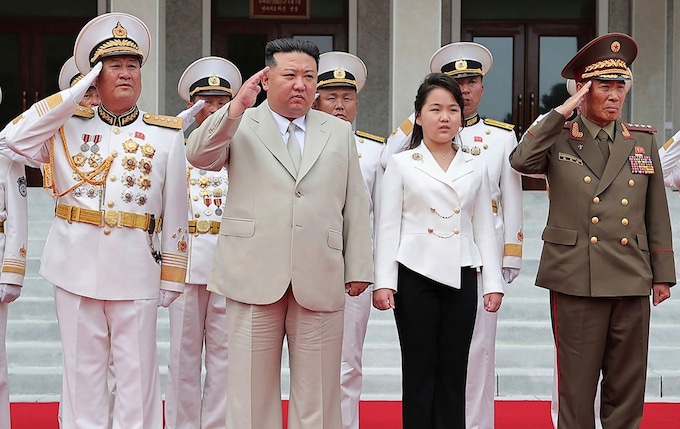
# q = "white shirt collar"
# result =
<box><xmin>268</xmin><ymin>105</ymin><xmax>307</xmax><ymax>136</ymax></box>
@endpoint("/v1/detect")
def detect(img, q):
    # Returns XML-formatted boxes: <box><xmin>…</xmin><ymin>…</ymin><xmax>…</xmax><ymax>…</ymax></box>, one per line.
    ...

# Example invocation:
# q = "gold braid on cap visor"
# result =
<box><xmin>580</xmin><ymin>59</ymin><xmax>630</xmax><ymax>80</ymax></box>
<box><xmin>316</xmin><ymin>78</ymin><xmax>358</xmax><ymax>89</ymax></box>
<box><xmin>189</xmin><ymin>86</ymin><xmax>233</xmax><ymax>97</ymax></box>
<box><xmin>69</xmin><ymin>74</ymin><xmax>85</xmax><ymax>87</ymax></box>
<box><xmin>90</xmin><ymin>39</ymin><xmax>144</xmax><ymax>66</ymax></box>
<box><xmin>444</xmin><ymin>68</ymin><xmax>485</xmax><ymax>77</ymax></box>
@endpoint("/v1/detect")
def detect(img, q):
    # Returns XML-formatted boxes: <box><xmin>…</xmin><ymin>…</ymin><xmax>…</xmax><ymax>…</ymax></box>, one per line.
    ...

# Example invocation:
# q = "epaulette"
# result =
<box><xmin>623</xmin><ymin>122</ymin><xmax>657</xmax><ymax>134</ymax></box>
<box><xmin>483</xmin><ymin>118</ymin><xmax>515</xmax><ymax>131</ymax></box>
<box><xmin>355</xmin><ymin>130</ymin><xmax>386</xmax><ymax>144</ymax></box>
<box><xmin>73</xmin><ymin>106</ymin><xmax>94</xmax><ymax>119</ymax></box>
<box><xmin>142</xmin><ymin>113</ymin><xmax>183</xmax><ymax>130</ymax></box>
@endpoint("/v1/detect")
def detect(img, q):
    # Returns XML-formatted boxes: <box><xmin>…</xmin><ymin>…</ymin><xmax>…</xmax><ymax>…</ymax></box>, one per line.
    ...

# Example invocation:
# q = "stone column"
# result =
<box><xmin>630</xmin><ymin>0</ymin><xmax>666</xmax><ymax>134</ymax></box>
<box><xmin>390</xmin><ymin>0</ymin><xmax>441</xmax><ymax>129</ymax></box>
<box><xmin>357</xmin><ymin>0</ymin><xmax>391</xmax><ymax>136</ymax></box>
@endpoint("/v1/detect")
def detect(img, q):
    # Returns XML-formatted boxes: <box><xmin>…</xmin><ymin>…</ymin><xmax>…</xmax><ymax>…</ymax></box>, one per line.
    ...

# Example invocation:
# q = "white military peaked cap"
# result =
<box><xmin>429</xmin><ymin>42</ymin><xmax>493</xmax><ymax>78</ymax></box>
<box><xmin>177</xmin><ymin>56</ymin><xmax>243</xmax><ymax>102</ymax></box>
<box><xmin>74</xmin><ymin>12</ymin><xmax>151</xmax><ymax>73</ymax></box>
<box><xmin>58</xmin><ymin>57</ymin><xmax>84</xmax><ymax>91</ymax></box>
<box><xmin>317</xmin><ymin>52</ymin><xmax>367</xmax><ymax>93</ymax></box>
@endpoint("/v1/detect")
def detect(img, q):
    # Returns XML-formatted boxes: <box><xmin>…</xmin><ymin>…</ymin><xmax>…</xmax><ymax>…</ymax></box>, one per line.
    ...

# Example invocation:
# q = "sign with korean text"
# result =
<box><xmin>250</xmin><ymin>0</ymin><xmax>310</xmax><ymax>19</ymax></box>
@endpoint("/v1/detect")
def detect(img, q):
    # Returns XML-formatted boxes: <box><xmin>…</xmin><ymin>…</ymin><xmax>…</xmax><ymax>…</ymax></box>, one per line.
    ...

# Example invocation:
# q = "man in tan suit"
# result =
<box><xmin>186</xmin><ymin>38</ymin><xmax>374</xmax><ymax>429</ymax></box>
<box><xmin>510</xmin><ymin>33</ymin><xmax>675</xmax><ymax>428</ymax></box>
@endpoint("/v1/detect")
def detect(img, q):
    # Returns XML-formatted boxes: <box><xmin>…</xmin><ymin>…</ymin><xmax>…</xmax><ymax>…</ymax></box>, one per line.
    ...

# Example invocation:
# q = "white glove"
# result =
<box><xmin>69</xmin><ymin>62</ymin><xmax>103</xmax><ymax>103</ymax></box>
<box><xmin>177</xmin><ymin>99</ymin><xmax>206</xmax><ymax>132</ymax></box>
<box><xmin>0</xmin><ymin>284</ymin><xmax>21</xmax><ymax>303</ymax></box>
<box><xmin>502</xmin><ymin>268</ymin><xmax>520</xmax><ymax>284</ymax></box>
<box><xmin>157</xmin><ymin>290</ymin><xmax>181</xmax><ymax>308</ymax></box>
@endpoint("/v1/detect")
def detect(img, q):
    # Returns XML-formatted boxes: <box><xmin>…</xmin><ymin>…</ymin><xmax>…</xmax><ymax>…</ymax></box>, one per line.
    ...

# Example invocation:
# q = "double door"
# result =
<box><xmin>0</xmin><ymin>17</ymin><xmax>91</xmax><ymax>186</ymax></box>
<box><xmin>462</xmin><ymin>22</ymin><xmax>593</xmax><ymax>189</ymax></box>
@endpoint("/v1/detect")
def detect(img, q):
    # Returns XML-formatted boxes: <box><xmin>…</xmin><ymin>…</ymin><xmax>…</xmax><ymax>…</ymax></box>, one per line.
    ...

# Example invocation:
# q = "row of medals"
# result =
<box><xmin>190</xmin><ymin>168</ymin><xmax>227</xmax><ymax>217</ymax></box>
<box><xmin>71</xmin><ymin>137</ymin><xmax>155</xmax><ymax>206</ymax></box>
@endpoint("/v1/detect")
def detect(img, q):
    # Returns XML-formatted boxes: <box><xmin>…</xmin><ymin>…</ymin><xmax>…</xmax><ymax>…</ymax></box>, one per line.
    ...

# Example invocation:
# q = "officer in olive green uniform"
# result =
<box><xmin>510</xmin><ymin>33</ymin><xmax>675</xmax><ymax>429</ymax></box>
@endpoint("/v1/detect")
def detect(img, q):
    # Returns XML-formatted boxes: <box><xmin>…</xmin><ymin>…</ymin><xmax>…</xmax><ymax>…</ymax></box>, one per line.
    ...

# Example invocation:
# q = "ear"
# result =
<box><xmin>261</xmin><ymin>69</ymin><xmax>271</xmax><ymax>91</ymax></box>
<box><xmin>415</xmin><ymin>112</ymin><xmax>422</xmax><ymax>127</ymax></box>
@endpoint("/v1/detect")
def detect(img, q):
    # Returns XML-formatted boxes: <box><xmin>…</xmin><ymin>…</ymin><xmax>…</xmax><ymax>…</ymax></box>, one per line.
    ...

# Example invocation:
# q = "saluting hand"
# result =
<box><xmin>555</xmin><ymin>80</ymin><xmax>591</xmax><ymax>119</ymax></box>
<box><xmin>228</xmin><ymin>66</ymin><xmax>270</xmax><ymax>118</ymax></box>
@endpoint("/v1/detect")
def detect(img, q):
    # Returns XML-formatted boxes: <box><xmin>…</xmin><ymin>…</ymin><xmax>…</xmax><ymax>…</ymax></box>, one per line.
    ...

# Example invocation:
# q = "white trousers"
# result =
<box><xmin>465</xmin><ymin>276</ymin><xmax>497</xmax><ymax>429</ymax></box>
<box><xmin>54</xmin><ymin>286</ymin><xmax>162</xmax><ymax>429</ymax></box>
<box><xmin>165</xmin><ymin>283</ymin><xmax>228</xmax><ymax>429</ymax></box>
<box><xmin>0</xmin><ymin>304</ymin><xmax>9</xmax><ymax>429</ymax></box>
<box><xmin>340</xmin><ymin>288</ymin><xmax>371</xmax><ymax>429</ymax></box>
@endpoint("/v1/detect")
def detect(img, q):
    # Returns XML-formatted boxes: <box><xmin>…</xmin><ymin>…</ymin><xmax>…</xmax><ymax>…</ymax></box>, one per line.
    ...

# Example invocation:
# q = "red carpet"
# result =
<box><xmin>9</xmin><ymin>400</ymin><xmax>679</xmax><ymax>428</ymax></box>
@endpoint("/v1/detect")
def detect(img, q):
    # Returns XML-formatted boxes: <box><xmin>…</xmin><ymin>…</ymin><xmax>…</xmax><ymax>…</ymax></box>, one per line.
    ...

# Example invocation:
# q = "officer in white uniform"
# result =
<box><xmin>312</xmin><ymin>51</ymin><xmax>383</xmax><ymax>429</ymax></box>
<box><xmin>380</xmin><ymin>43</ymin><xmax>523</xmax><ymax>429</ymax></box>
<box><xmin>59</xmin><ymin>56</ymin><xmax>100</xmax><ymax>109</ymax></box>
<box><xmin>0</xmin><ymin>86</ymin><xmax>29</xmax><ymax>429</ymax></box>
<box><xmin>164</xmin><ymin>56</ymin><xmax>242</xmax><ymax>429</ymax></box>
<box><xmin>6</xmin><ymin>13</ymin><xmax>188</xmax><ymax>429</ymax></box>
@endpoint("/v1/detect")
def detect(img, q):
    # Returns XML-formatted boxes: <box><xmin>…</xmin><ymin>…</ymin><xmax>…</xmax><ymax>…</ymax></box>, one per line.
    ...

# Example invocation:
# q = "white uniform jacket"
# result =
<box><xmin>374</xmin><ymin>142</ymin><xmax>503</xmax><ymax>295</ymax></box>
<box><xmin>6</xmin><ymin>89</ymin><xmax>188</xmax><ymax>300</ymax></box>
<box><xmin>185</xmin><ymin>159</ymin><xmax>228</xmax><ymax>285</ymax></box>
<box><xmin>659</xmin><ymin>128</ymin><xmax>680</xmax><ymax>189</ymax></box>
<box><xmin>354</xmin><ymin>131</ymin><xmax>384</xmax><ymax>229</ymax></box>
<box><xmin>381</xmin><ymin>113</ymin><xmax>523</xmax><ymax>268</ymax></box>
<box><xmin>0</xmin><ymin>155</ymin><xmax>28</xmax><ymax>286</ymax></box>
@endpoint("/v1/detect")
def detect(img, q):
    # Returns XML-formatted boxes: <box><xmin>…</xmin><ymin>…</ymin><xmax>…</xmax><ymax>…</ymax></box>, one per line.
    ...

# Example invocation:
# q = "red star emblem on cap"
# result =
<box><xmin>611</xmin><ymin>41</ymin><xmax>621</xmax><ymax>53</ymax></box>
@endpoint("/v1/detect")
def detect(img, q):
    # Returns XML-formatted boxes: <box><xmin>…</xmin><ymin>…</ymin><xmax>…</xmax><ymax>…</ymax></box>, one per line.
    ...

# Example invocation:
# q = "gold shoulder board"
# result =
<box><xmin>355</xmin><ymin>130</ymin><xmax>386</xmax><ymax>144</ymax></box>
<box><xmin>483</xmin><ymin>118</ymin><xmax>515</xmax><ymax>131</ymax></box>
<box><xmin>142</xmin><ymin>113</ymin><xmax>183</xmax><ymax>130</ymax></box>
<box><xmin>624</xmin><ymin>123</ymin><xmax>657</xmax><ymax>134</ymax></box>
<box><xmin>73</xmin><ymin>106</ymin><xmax>94</xmax><ymax>119</ymax></box>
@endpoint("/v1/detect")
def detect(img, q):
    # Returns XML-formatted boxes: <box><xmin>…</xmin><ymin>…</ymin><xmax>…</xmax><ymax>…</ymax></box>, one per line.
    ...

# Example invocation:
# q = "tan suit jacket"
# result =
<box><xmin>510</xmin><ymin>111</ymin><xmax>675</xmax><ymax>297</ymax></box>
<box><xmin>186</xmin><ymin>101</ymin><xmax>374</xmax><ymax>312</ymax></box>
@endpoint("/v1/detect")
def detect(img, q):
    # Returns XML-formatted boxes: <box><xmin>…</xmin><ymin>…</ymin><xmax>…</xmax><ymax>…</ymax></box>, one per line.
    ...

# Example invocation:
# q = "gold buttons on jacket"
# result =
<box><xmin>621</xmin><ymin>218</ymin><xmax>629</xmax><ymax>226</ymax></box>
<box><xmin>454</xmin><ymin>208</ymin><xmax>461</xmax><ymax>214</ymax></box>
<box><xmin>111</xmin><ymin>150</ymin><xmax>118</xmax><ymax>157</ymax></box>
<box><xmin>629</xmin><ymin>179</ymin><xmax>635</xmax><ymax>187</ymax></box>
<box><xmin>584</xmin><ymin>176</ymin><xmax>592</xmax><ymax>184</ymax></box>
<box><xmin>621</xmin><ymin>238</ymin><xmax>629</xmax><ymax>246</ymax></box>
<box><xmin>107</xmin><ymin>201</ymin><xmax>115</xmax><ymax>208</ymax></box>
<box><xmin>593</xmin><ymin>197</ymin><xmax>600</xmax><ymax>204</ymax></box>
<box><xmin>621</xmin><ymin>198</ymin><xmax>629</xmax><ymax>206</ymax></box>
<box><xmin>104</xmin><ymin>228</ymin><xmax>111</xmax><ymax>235</ymax></box>
<box><xmin>590</xmin><ymin>236</ymin><xmax>598</xmax><ymax>244</ymax></box>
<box><xmin>109</xmin><ymin>175</ymin><xmax>117</xmax><ymax>182</ymax></box>
<box><xmin>453</xmin><ymin>229</ymin><xmax>460</xmax><ymax>235</ymax></box>
<box><xmin>591</xmin><ymin>217</ymin><xmax>599</xmax><ymax>224</ymax></box>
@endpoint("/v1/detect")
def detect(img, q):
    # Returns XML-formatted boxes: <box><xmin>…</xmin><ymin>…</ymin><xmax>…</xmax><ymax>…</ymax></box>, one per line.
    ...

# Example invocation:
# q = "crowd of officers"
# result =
<box><xmin>0</xmin><ymin>11</ymin><xmax>676</xmax><ymax>429</ymax></box>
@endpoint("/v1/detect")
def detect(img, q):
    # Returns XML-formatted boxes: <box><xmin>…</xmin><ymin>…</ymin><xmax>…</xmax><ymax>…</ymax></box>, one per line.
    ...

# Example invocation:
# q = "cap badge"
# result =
<box><xmin>611</xmin><ymin>41</ymin><xmax>621</xmax><ymax>53</ymax></box>
<box><xmin>208</xmin><ymin>74</ymin><xmax>220</xmax><ymax>86</ymax></box>
<box><xmin>112</xmin><ymin>22</ymin><xmax>128</xmax><ymax>38</ymax></box>
<box><xmin>333</xmin><ymin>68</ymin><xmax>346</xmax><ymax>79</ymax></box>
<box><xmin>455</xmin><ymin>59</ymin><xmax>468</xmax><ymax>70</ymax></box>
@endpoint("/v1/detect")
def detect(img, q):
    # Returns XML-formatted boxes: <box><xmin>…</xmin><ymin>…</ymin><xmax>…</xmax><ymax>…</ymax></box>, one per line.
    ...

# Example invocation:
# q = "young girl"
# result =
<box><xmin>373</xmin><ymin>73</ymin><xmax>504</xmax><ymax>429</ymax></box>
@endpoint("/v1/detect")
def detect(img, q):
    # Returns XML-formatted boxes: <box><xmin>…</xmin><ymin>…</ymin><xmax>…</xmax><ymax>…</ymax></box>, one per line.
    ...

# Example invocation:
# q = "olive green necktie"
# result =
<box><xmin>596</xmin><ymin>129</ymin><xmax>610</xmax><ymax>161</ymax></box>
